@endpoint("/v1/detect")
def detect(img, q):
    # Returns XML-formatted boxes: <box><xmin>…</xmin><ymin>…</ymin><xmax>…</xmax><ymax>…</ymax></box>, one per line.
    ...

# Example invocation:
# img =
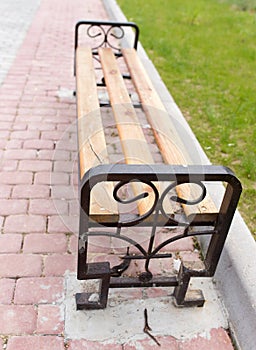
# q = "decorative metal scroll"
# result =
<box><xmin>86</xmin><ymin>24</ymin><xmax>125</xmax><ymax>53</ymax></box>
<box><xmin>112</xmin><ymin>179</ymin><xmax>208</xmax><ymax>227</ymax></box>
<box><xmin>75</xmin><ymin>20</ymin><xmax>139</xmax><ymax>58</ymax></box>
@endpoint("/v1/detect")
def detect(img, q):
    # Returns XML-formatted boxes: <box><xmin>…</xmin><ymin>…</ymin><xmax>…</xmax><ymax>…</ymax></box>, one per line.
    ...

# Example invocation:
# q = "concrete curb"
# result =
<box><xmin>103</xmin><ymin>1</ymin><xmax>256</xmax><ymax>348</ymax></box>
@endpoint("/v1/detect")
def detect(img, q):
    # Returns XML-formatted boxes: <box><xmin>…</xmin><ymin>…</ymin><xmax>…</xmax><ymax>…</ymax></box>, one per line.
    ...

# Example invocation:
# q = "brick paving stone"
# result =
<box><xmin>51</xmin><ymin>185</ymin><xmax>77</xmax><ymax>200</ymax></box>
<box><xmin>0</xmin><ymin>305</ymin><xmax>37</xmax><ymax>335</ymax></box>
<box><xmin>23</xmin><ymin>139</ymin><xmax>55</xmax><ymax>150</ymax></box>
<box><xmin>0</xmin><ymin>234</ymin><xmax>23</xmax><ymax>253</ymax></box>
<box><xmin>5</xmin><ymin>140</ymin><xmax>23</xmax><ymax>150</ymax></box>
<box><xmin>10</xmin><ymin>130</ymin><xmax>40</xmax><ymax>140</ymax></box>
<box><xmin>12</xmin><ymin>184</ymin><xmax>50</xmax><ymax>199</ymax></box>
<box><xmin>28</xmin><ymin>122</ymin><xmax>56</xmax><ymax>131</ymax></box>
<box><xmin>70</xmin><ymin>173</ymin><xmax>78</xmax><ymax>186</ymax></box>
<box><xmin>43</xmin><ymin>254</ymin><xmax>76</xmax><ymax>276</ymax></box>
<box><xmin>0</xmin><ymin>199</ymin><xmax>28</xmax><ymax>216</ymax></box>
<box><xmin>41</xmin><ymin>131</ymin><xmax>69</xmax><ymax>140</ymax></box>
<box><xmin>14</xmin><ymin>277</ymin><xmax>64</xmax><ymax>304</ymax></box>
<box><xmin>12</xmin><ymin>123</ymin><xmax>27</xmax><ymax>131</ymax></box>
<box><xmin>68</xmin><ymin>200</ymin><xmax>80</xmax><ymax>216</ymax></box>
<box><xmin>47</xmin><ymin>215</ymin><xmax>78</xmax><ymax>234</ymax></box>
<box><xmin>6</xmin><ymin>336</ymin><xmax>65</xmax><ymax>350</ymax></box>
<box><xmin>53</xmin><ymin>160</ymin><xmax>76</xmax><ymax>173</ymax></box>
<box><xmin>0</xmin><ymin>254</ymin><xmax>42</xmax><ymax>278</ymax></box>
<box><xmin>0</xmin><ymin>171</ymin><xmax>33</xmax><ymax>185</ymax></box>
<box><xmin>1</xmin><ymin>159</ymin><xmax>17</xmax><ymax>172</ymax></box>
<box><xmin>0</xmin><ymin>140</ymin><xmax>6</xmax><ymax>149</ymax></box>
<box><xmin>0</xmin><ymin>185</ymin><xmax>12</xmax><ymax>198</ymax></box>
<box><xmin>68</xmin><ymin>340</ymin><xmax>123</xmax><ymax>350</ymax></box>
<box><xmin>34</xmin><ymin>171</ymin><xmax>70</xmax><ymax>185</ymax></box>
<box><xmin>38</xmin><ymin>149</ymin><xmax>69</xmax><ymax>160</ymax></box>
<box><xmin>37</xmin><ymin>304</ymin><xmax>64</xmax><ymax>334</ymax></box>
<box><xmin>4</xmin><ymin>149</ymin><xmax>37</xmax><ymax>160</ymax></box>
<box><xmin>155</xmin><ymin>230</ymin><xmax>194</xmax><ymax>252</ymax></box>
<box><xmin>29</xmin><ymin>198</ymin><xmax>68</xmax><ymax>216</ymax></box>
<box><xmin>124</xmin><ymin>336</ymin><xmax>179</xmax><ymax>349</ymax></box>
<box><xmin>23</xmin><ymin>233</ymin><xmax>67</xmax><ymax>253</ymax></box>
<box><xmin>0</xmin><ymin>120</ymin><xmax>12</xmax><ymax>128</ymax></box>
<box><xmin>19</xmin><ymin>159</ymin><xmax>52</xmax><ymax>172</ymax></box>
<box><xmin>4</xmin><ymin>215</ymin><xmax>46</xmax><ymax>233</ymax></box>
<box><xmin>179</xmin><ymin>328</ymin><xmax>234</xmax><ymax>350</ymax></box>
<box><xmin>0</xmin><ymin>278</ymin><xmax>16</xmax><ymax>304</ymax></box>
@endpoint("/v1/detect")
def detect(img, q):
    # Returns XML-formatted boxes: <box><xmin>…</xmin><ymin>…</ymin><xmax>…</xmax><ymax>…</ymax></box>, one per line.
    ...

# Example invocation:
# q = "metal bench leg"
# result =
<box><xmin>173</xmin><ymin>263</ymin><xmax>205</xmax><ymax>307</ymax></box>
<box><xmin>76</xmin><ymin>262</ymin><xmax>111</xmax><ymax>310</ymax></box>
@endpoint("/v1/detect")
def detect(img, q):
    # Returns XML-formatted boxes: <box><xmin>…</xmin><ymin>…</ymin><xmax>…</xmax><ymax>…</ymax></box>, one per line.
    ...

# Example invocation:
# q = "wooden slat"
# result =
<box><xmin>99</xmin><ymin>47</ymin><xmax>156</xmax><ymax>215</ymax></box>
<box><xmin>122</xmin><ymin>48</ymin><xmax>217</xmax><ymax>218</ymax></box>
<box><xmin>76</xmin><ymin>47</ymin><xmax>117</xmax><ymax>217</ymax></box>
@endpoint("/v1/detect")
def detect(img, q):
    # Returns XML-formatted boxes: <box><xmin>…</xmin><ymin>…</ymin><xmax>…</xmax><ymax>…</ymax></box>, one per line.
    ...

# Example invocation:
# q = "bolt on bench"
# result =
<box><xmin>74</xmin><ymin>21</ymin><xmax>242</xmax><ymax>310</ymax></box>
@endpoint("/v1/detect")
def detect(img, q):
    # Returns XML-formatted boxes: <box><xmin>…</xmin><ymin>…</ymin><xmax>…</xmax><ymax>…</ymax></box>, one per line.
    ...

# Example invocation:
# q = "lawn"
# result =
<box><xmin>117</xmin><ymin>0</ymin><xmax>256</xmax><ymax>237</ymax></box>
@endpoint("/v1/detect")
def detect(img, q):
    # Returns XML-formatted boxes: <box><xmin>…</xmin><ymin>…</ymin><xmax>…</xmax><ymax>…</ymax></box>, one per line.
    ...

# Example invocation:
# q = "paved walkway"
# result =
<box><xmin>0</xmin><ymin>0</ymin><xmax>235</xmax><ymax>349</ymax></box>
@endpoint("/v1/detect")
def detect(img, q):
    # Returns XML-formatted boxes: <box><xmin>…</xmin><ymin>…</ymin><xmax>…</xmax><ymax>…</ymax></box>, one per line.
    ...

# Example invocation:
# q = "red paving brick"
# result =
<box><xmin>0</xmin><ymin>199</ymin><xmax>28</xmax><ymax>216</ymax></box>
<box><xmin>12</xmin><ymin>184</ymin><xmax>50</xmax><ymax>199</ymax></box>
<box><xmin>4</xmin><ymin>214</ymin><xmax>46</xmax><ymax>233</ymax></box>
<box><xmin>14</xmin><ymin>277</ymin><xmax>64</xmax><ymax>304</ymax></box>
<box><xmin>47</xmin><ymin>215</ymin><xmax>78</xmax><ymax>233</ymax></box>
<box><xmin>6</xmin><ymin>336</ymin><xmax>65</xmax><ymax>350</ymax></box>
<box><xmin>124</xmin><ymin>336</ymin><xmax>179</xmax><ymax>349</ymax></box>
<box><xmin>23</xmin><ymin>139</ymin><xmax>55</xmax><ymax>150</ymax></box>
<box><xmin>4</xmin><ymin>149</ymin><xmax>37</xmax><ymax>160</ymax></box>
<box><xmin>0</xmin><ymin>185</ymin><xmax>12</xmax><ymax>198</ymax></box>
<box><xmin>23</xmin><ymin>233</ymin><xmax>67</xmax><ymax>253</ymax></box>
<box><xmin>0</xmin><ymin>254</ymin><xmax>42</xmax><ymax>278</ymax></box>
<box><xmin>178</xmin><ymin>328</ymin><xmax>234</xmax><ymax>350</ymax></box>
<box><xmin>68</xmin><ymin>340</ymin><xmax>123</xmax><ymax>350</ymax></box>
<box><xmin>0</xmin><ymin>234</ymin><xmax>23</xmax><ymax>253</ymax></box>
<box><xmin>34</xmin><ymin>171</ymin><xmax>70</xmax><ymax>185</ymax></box>
<box><xmin>43</xmin><ymin>254</ymin><xmax>76</xmax><ymax>276</ymax></box>
<box><xmin>37</xmin><ymin>305</ymin><xmax>64</xmax><ymax>335</ymax></box>
<box><xmin>19</xmin><ymin>159</ymin><xmax>52</xmax><ymax>172</ymax></box>
<box><xmin>29</xmin><ymin>198</ymin><xmax>68</xmax><ymax>216</ymax></box>
<box><xmin>0</xmin><ymin>279</ymin><xmax>15</xmax><ymax>304</ymax></box>
<box><xmin>0</xmin><ymin>305</ymin><xmax>37</xmax><ymax>334</ymax></box>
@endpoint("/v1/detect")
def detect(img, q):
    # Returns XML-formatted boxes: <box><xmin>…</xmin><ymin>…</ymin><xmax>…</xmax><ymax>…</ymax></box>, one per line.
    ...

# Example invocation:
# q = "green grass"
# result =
<box><xmin>221</xmin><ymin>0</ymin><xmax>256</xmax><ymax>11</ymax></box>
<box><xmin>117</xmin><ymin>0</ymin><xmax>256</xmax><ymax>238</ymax></box>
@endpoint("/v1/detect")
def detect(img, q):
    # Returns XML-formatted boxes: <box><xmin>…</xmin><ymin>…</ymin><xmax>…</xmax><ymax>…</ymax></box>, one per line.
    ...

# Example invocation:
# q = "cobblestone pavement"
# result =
<box><xmin>0</xmin><ymin>0</ymin><xmax>235</xmax><ymax>349</ymax></box>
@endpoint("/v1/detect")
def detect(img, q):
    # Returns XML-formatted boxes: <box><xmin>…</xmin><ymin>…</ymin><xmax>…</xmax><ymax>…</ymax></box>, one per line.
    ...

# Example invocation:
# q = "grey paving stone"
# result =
<box><xmin>0</xmin><ymin>0</ymin><xmax>41</xmax><ymax>85</ymax></box>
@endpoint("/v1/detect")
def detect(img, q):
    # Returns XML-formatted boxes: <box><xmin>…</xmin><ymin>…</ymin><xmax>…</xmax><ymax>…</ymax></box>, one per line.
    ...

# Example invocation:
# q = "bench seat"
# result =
<box><xmin>76</xmin><ymin>45</ymin><xmax>218</xmax><ymax>224</ymax></box>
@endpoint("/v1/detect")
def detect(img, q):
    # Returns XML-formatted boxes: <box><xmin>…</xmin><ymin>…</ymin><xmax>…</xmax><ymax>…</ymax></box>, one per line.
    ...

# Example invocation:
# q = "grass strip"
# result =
<box><xmin>117</xmin><ymin>0</ymin><xmax>256</xmax><ymax>237</ymax></box>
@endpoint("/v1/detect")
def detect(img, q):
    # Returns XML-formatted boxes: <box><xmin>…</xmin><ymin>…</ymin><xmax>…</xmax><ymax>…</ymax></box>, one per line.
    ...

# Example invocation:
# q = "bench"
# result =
<box><xmin>74</xmin><ymin>20</ymin><xmax>242</xmax><ymax>310</ymax></box>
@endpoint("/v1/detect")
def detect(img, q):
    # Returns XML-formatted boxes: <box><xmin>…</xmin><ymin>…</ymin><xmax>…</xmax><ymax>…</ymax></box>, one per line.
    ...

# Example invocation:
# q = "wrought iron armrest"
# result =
<box><xmin>77</xmin><ymin>164</ymin><xmax>242</xmax><ymax>309</ymax></box>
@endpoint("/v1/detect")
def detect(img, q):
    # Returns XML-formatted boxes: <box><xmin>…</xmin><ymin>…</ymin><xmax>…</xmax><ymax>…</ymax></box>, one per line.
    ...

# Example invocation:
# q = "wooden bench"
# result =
<box><xmin>74</xmin><ymin>21</ymin><xmax>242</xmax><ymax>310</ymax></box>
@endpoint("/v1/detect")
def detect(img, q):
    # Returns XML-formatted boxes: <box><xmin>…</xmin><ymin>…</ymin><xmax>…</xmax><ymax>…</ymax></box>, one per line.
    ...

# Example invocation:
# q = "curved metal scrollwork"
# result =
<box><xmin>159</xmin><ymin>181</ymin><xmax>207</xmax><ymax>226</ymax></box>
<box><xmin>113</xmin><ymin>179</ymin><xmax>159</xmax><ymax>226</ymax></box>
<box><xmin>87</xmin><ymin>24</ymin><xmax>125</xmax><ymax>52</ymax></box>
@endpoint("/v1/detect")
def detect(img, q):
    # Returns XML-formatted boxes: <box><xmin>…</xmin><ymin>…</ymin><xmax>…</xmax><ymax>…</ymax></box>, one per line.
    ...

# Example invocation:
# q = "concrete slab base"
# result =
<box><xmin>64</xmin><ymin>274</ymin><xmax>228</xmax><ymax>343</ymax></box>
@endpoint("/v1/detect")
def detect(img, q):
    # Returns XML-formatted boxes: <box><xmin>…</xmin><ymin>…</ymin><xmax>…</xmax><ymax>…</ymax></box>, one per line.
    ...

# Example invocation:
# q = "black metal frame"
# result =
<box><xmin>76</xmin><ymin>164</ymin><xmax>241</xmax><ymax>309</ymax></box>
